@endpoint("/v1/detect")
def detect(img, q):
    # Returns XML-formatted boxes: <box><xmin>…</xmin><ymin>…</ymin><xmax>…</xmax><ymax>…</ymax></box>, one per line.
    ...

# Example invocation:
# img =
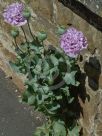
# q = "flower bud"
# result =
<box><xmin>37</xmin><ymin>31</ymin><xmax>47</xmax><ymax>42</ymax></box>
<box><xmin>11</xmin><ymin>29</ymin><xmax>19</xmax><ymax>38</ymax></box>
<box><xmin>57</xmin><ymin>26</ymin><xmax>66</xmax><ymax>35</ymax></box>
<box><xmin>48</xmin><ymin>78</ymin><xmax>54</xmax><ymax>85</ymax></box>
<box><xmin>23</xmin><ymin>10</ymin><xmax>31</xmax><ymax>20</ymax></box>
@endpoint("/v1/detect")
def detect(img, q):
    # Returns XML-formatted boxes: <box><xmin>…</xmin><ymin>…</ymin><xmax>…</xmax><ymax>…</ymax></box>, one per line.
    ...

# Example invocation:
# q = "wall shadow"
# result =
<box><xmin>58</xmin><ymin>0</ymin><xmax>102</xmax><ymax>31</ymax></box>
<box><xmin>66</xmin><ymin>55</ymin><xmax>101</xmax><ymax>134</ymax></box>
<box><xmin>69</xmin><ymin>68</ymin><xmax>90</xmax><ymax>118</ymax></box>
<box><xmin>69</xmin><ymin>56</ymin><xmax>101</xmax><ymax>135</ymax></box>
<box><xmin>63</xmin><ymin>66</ymin><xmax>90</xmax><ymax>135</ymax></box>
<box><xmin>84</xmin><ymin>56</ymin><xmax>101</xmax><ymax>91</ymax></box>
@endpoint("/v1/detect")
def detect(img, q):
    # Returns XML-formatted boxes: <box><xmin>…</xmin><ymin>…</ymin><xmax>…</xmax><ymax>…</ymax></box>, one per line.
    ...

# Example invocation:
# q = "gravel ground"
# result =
<box><xmin>0</xmin><ymin>69</ymin><xmax>44</xmax><ymax>136</ymax></box>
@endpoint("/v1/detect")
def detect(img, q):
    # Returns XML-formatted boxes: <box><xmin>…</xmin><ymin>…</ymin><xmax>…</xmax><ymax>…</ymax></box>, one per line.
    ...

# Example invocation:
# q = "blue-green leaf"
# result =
<box><xmin>68</xmin><ymin>125</ymin><xmax>80</xmax><ymax>136</ymax></box>
<box><xmin>63</xmin><ymin>71</ymin><xmax>77</xmax><ymax>85</ymax></box>
<box><xmin>9</xmin><ymin>62</ymin><xmax>20</xmax><ymax>73</ymax></box>
<box><xmin>50</xmin><ymin>55</ymin><xmax>59</xmax><ymax>66</ymax></box>
<box><xmin>28</xmin><ymin>95</ymin><xmax>35</xmax><ymax>105</ymax></box>
<box><xmin>53</xmin><ymin>120</ymin><xmax>67</xmax><ymax>136</ymax></box>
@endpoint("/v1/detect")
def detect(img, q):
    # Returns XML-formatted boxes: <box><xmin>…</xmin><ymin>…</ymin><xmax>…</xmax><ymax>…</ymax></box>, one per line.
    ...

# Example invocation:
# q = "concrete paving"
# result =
<box><xmin>0</xmin><ymin>69</ymin><xmax>43</xmax><ymax>136</ymax></box>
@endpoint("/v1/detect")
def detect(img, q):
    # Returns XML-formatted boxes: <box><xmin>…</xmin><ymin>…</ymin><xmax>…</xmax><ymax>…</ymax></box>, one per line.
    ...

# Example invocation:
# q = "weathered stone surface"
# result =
<box><xmin>0</xmin><ymin>0</ymin><xmax>102</xmax><ymax>136</ymax></box>
<box><xmin>77</xmin><ymin>0</ymin><xmax>102</xmax><ymax>17</ymax></box>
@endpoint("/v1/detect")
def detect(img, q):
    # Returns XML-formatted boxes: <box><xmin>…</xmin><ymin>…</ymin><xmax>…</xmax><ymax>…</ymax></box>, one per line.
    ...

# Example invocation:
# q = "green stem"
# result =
<box><xmin>27</xmin><ymin>20</ymin><xmax>36</xmax><ymax>40</ymax></box>
<box><xmin>21</xmin><ymin>26</ymin><xmax>31</xmax><ymax>54</ymax></box>
<box><xmin>14</xmin><ymin>38</ymin><xmax>24</xmax><ymax>54</ymax></box>
<box><xmin>21</xmin><ymin>26</ymin><xmax>28</xmax><ymax>43</ymax></box>
<box><xmin>27</xmin><ymin>45</ymin><xmax>30</xmax><ymax>55</ymax></box>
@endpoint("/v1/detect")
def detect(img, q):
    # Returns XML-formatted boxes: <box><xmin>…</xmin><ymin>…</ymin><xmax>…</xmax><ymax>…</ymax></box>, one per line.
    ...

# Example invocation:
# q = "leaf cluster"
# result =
<box><xmin>10</xmin><ymin>34</ymin><xmax>80</xmax><ymax>136</ymax></box>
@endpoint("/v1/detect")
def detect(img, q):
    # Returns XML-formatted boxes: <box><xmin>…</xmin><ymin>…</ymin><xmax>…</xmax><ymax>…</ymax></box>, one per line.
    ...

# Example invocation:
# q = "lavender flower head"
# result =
<box><xmin>3</xmin><ymin>2</ymin><xmax>27</xmax><ymax>26</ymax></box>
<box><xmin>60</xmin><ymin>27</ymin><xmax>88</xmax><ymax>58</ymax></box>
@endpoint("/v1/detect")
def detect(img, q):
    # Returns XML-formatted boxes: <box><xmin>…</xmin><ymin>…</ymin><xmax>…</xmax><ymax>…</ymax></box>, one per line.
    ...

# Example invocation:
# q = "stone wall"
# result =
<box><xmin>77</xmin><ymin>0</ymin><xmax>102</xmax><ymax>16</ymax></box>
<box><xmin>0</xmin><ymin>0</ymin><xmax>102</xmax><ymax>135</ymax></box>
